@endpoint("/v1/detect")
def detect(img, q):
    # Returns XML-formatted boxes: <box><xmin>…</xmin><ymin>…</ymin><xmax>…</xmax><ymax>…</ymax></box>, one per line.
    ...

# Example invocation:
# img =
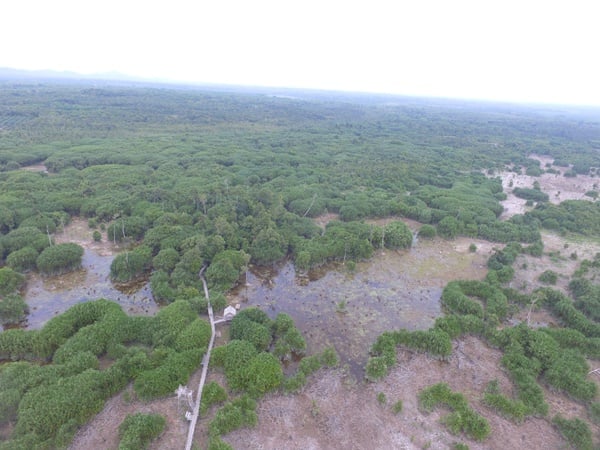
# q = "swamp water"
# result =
<box><xmin>23</xmin><ymin>248</ymin><xmax>157</xmax><ymax>329</ymax></box>
<box><xmin>229</xmin><ymin>239</ymin><xmax>489</xmax><ymax>377</ymax></box>
<box><xmin>21</xmin><ymin>223</ymin><xmax>489</xmax><ymax>377</ymax></box>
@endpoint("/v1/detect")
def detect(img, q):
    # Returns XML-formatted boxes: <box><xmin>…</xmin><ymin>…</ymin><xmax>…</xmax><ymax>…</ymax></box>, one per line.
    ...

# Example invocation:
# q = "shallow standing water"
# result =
<box><xmin>19</xmin><ymin>218</ymin><xmax>490</xmax><ymax>378</ymax></box>
<box><xmin>22</xmin><ymin>248</ymin><xmax>157</xmax><ymax>330</ymax></box>
<box><xmin>230</xmin><ymin>237</ymin><xmax>490</xmax><ymax>378</ymax></box>
<box><xmin>19</xmin><ymin>218</ymin><xmax>158</xmax><ymax>330</ymax></box>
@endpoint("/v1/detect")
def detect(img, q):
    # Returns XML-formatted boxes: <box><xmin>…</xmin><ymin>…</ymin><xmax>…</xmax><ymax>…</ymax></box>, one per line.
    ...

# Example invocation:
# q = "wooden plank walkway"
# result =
<box><xmin>184</xmin><ymin>268</ymin><xmax>216</xmax><ymax>450</ymax></box>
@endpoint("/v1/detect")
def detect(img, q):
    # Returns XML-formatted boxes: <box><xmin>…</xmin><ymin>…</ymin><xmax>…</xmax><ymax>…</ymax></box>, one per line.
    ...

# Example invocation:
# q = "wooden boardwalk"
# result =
<box><xmin>184</xmin><ymin>269</ymin><xmax>216</xmax><ymax>450</ymax></box>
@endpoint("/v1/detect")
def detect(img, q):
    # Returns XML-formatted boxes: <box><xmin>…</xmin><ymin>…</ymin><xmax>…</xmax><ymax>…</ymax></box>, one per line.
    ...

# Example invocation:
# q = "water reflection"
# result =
<box><xmin>22</xmin><ymin>248</ymin><xmax>157</xmax><ymax>330</ymax></box>
<box><xmin>231</xmin><ymin>254</ymin><xmax>443</xmax><ymax>379</ymax></box>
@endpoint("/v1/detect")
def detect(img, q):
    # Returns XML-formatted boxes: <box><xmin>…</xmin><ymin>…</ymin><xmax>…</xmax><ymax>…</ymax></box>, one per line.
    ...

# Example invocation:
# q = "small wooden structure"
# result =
<box><xmin>223</xmin><ymin>305</ymin><xmax>237</xmax><ymax>321</ymax></box>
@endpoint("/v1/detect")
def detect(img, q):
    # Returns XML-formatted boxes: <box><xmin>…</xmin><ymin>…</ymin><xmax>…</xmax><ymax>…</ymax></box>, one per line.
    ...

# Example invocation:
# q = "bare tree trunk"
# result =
<box><xmin>46</xmin><ymin>225</ymin><xmax>53</xmax><ymax>246</ymax></box>
<box><xmin>303</xmin><ymin>193</ymin><xmax>317</xmax><ymax>217</ymax></box>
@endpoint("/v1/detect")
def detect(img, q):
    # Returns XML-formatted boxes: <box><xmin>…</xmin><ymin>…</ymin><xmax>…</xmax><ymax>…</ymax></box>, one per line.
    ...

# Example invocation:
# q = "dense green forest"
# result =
<box><xmin>2</xmin><ymin>80</ymin><xmax>600</xmax><ymax>448</ymax></box>
<box><xmin>2</xmin><ymin>82</ymin><xmax>600</xmax><ymax>289</ymax></box>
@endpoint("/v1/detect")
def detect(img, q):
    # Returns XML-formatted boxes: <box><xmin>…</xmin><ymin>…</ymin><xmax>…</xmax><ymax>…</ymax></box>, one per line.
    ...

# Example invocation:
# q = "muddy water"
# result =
<box><xmin>20</xmin><ymin>217</ymin><xmax>489</xmax><ymax>379</ymax></box>
<box><xmin>230</xmin><ymin>239</ymin><xmax>489</xmax><ymax>378</ymax></box>
<box><xmin>17</xmin><ymin>218</ymin><xmax>158</xmax><ymax>330</ymax></box>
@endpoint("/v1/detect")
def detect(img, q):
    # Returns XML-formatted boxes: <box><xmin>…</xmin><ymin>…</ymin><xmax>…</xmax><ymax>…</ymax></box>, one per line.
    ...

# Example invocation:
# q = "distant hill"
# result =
<box><xmin>0</xmin><ymin>67</ymin><xmax>140</xmax><ymax>82</ymax></box>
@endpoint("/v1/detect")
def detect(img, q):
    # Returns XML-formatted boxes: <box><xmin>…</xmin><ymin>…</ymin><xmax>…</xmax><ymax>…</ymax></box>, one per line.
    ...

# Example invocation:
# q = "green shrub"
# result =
<box><xmin>418</xmin><ymin>224</ymin><xmax>436</xmax><ymax>239</ymax></box>
<box><xmin>319</xmin><ymin>346</ymin><xmax>339</xmax><ymax>367</ymax></box>
<box><xmin>2</xmin><ymin>226</ymin><xmax>51</xmax><ymax>255</ymax></box>
<box><xmin>33</xmin><ymin>299</ymin><xmax>123</xmax><ymax>359</ymax></box>
<box><xmin>0</xmin><ymin>388</ymin><xmax>20</xmax><ymax>424</ymax></box>
<box><xmin>223</xmin><ymin>340</ymin><xmax>259</xmax><ymax>391</ymax></box>
<box><xmin>0</xmin><ymin>329</ymin><xmax>37</xmax><ymax>360</ymax></box>
<box><xmin>588</xmin><ymin>402</ymin><xmax>600</xmax><ymax>424</ymax></box>
<box><xmin>118</xmin><ymin>413</ymin><xmax>166</xmax><ymax>450</ymax></box>
<box><xmin>6</xmin><ymin>246</ymin><xmax>38</xmax><ymax>272</ymax></box>
<box><xmin>552</xmin><ymin>415</ymin><xmax>593</xmax><ymax>450</ymax></box>
<box><xmin>244</xmin><ymin>352</ymin><xmax>284</xmax><ymax>397</ymax></box>
<box><xmin>210</xmin><ymin>345</ymin><xmax>227</xmax><ymax>367</ymax></box>
<box><xmin>441</xmin><ymin>282</ymin><xmax>484</xmax><ymax>318</ymax></box>
<box><xmin>134</xmin><ymin>349</ymin><xmax>202</xmax><ymax>400</ymax></box>
<box><xmin>0</xmin><ymin>294</ymin><xmax>28</xmax><ymax>326</ymax></box>
<box><xmin>0</xmin><ymin>267</ymin><xmax>25</xmax><ymax>296</ymax></box>
<box><xmin>152</xmin><ymin>247</ymin><xmax>180</xmax><ymax>273</ymax></box>
<box><xmin>283</xmin><ymin>372</ymin><xmax>307</xmax><ymax>393</ymax></box>
<box><xmin>36</xmin><ymin>243</ymin><xmax>84</xmax><ymax>275</ymax></box>
<box><xmin>418</xmin><ymin>383</ymin><xmax>490</xmax><ymax>441</ymax></box>
<box><xmin>150</xmin><ymin>300</ymin><xmax>197</xmax><ymax>348</ymax></box>
<box><xmin>209</xmin><ymin>396</ymin><xmax>257</xmax><ymax>437</ymax></box>
<box><xmin>513</xmin><ymin>187</ymin><xmax>549</xmax><ymax>202</ymax></box>
<box><xmin>207</xmin><ymin>436</ymin><xmax>234</xmax><ymax>450</ymax></box>
<box><xmin>229</xmin><ymin>308</ymin><xmax>274</xmax><ymax>351</ymax></box>
<box><xmin>206</xmin><ymin>250</ymin><xmax>250</xmax><ymax>291</ymax></box>
<box><xmin>365</xmin><ymin>356</ymin><xmax>388</xmax><ymax>382</ymax></box>
<box><xmin>538</xmin><ymin>270</ymin><xmax>558</xmax><ymax>285</ymax></box>
<box><xmin>544</xmin><ymin>350</ymin><xmax>596</xmax><ymax>401</ymax></box>
<box><xmin>383</xmin><ymin>221</ymin><xmax>413</xmax><ymax>249</ymax></box>
<box><xmin>229</xmin><ymin>316</ymin><xmax>272</xmax><ymax>352</ymax></box>
<box><xmin>110</xmin><ymin>246</ymin><xmax>152</xmax><ymax>282</ymax></box>
<box><xmin>482</xmin><ymin>390</ymin><xmax>527</xmax><ymax>423</ymax></box>
<box><xmin>298</xmin><ymin>355</ymin><xmax>321</xmax><ymax>376</ymax></box>
<box><xmin>14</xmin><ymin>368</ymin><xmax>117</xmax><ymax>442</ymax></box>
<box><xmin>174</xmin><ymin>318</ymin><xmax>211</xmax><ymax>352</ymax></box>
<box><xmin>272</xmin><ymin>312</ymin><xmax>295</xmax><ymax>337</ymax></box>
<box><xmin>107</xmin><ymin>216</ymin><xmax>149</xmax><ymax>243</ymax></box>
<box><xmin>201</xmin><ymin>382</ymin><xmax>228</xmax><ymax>415</ymax></box>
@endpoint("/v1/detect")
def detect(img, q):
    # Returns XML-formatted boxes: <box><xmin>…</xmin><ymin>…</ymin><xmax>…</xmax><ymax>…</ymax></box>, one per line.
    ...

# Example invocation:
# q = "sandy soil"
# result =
<box><xmin>497</xmin><ymin>154</ymin><xmax>598</xmax><ymax>219</ymax></box>
<box><xmin>20</xmin><ymin>163</ymin><xmax>48</xmax><ymax>173</ymax></box>
<box><xmin>510</xmin><ymin>231</ymin><xmax>600</xmax><ymax>298</ymax></box>
<box><xmin>313</xmin><ymin>212</ymin><xmax>340</xmax><ymax>229</ymax></box>
<box><xmin>54</xmin><ymin>217</ymin><xmax>126</xmax><ymax>256</ymax></box>
<box><xmin>69</xmin><ymin>382</ymin><xmax>193</xmax><ymax>450</ymax></box>
<box><xmin>223</xmin><ymin>336</ymin><xmax>573</xmax><ymax>450</ymax></box>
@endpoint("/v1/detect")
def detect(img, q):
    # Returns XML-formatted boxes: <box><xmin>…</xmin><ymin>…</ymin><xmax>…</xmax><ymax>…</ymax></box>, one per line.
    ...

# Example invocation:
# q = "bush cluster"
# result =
<box><xmin>0</xmin><ymin>299</ymin><xmax>209</xmax><ymax>448</ymax></box>
<box><xmin>418</xmin><ymin>383</ymin><xmax>490</xmax><ymax>441</ymax></box>
<box><xmin>118</xmin><ymin>413</ymin><xmax>166</xmax><ymax>450</ymax></box>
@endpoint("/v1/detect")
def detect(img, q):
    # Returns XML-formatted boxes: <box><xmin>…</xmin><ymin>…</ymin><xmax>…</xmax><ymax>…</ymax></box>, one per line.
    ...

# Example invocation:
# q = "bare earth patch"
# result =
<box><xmin>69</xmin><ymin>382</ymin><xmax>191</xmax><ymax>450</ymax></box>
<box><xmin>511</xmin><ymin>231</ymin><xmax>600</xmax><ymax>298</ymax></box>
<box><xmin>497</xmin><ymin>154</ymin><xmax>598</xmax><ymax>219</ymax></box>
<box><xmin>223</xmin><ymin>336</ymin><xmax>570</xmax><ymax>450</ymax></box>
<box><xmin>54</xmin><ymin>217</ymin><xmax>126</xmax><ymax>256</ymax></box>
<box><xmin>20</xmin><ymin>163</ymin><xmax>48</xmax><ymax>173</ymax></box>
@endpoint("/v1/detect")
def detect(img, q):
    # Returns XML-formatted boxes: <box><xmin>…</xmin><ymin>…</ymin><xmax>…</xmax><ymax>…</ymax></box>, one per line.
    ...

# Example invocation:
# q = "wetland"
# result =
<box><xmin>2</xmin><ymin>81</ymin><xmax>600</xmax><ymax>450</ymax></box>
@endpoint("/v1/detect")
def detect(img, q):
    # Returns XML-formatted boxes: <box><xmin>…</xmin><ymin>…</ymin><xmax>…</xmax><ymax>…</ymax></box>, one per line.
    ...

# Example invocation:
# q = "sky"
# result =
<box><xmin>2</xmin><ymin>0</ymin><xmax>600</xmax><ymax>106</ymax></box>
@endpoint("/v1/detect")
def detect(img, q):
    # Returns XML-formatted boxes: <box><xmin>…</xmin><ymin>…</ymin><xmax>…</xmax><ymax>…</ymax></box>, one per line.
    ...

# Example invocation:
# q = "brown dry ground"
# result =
<box><xmin>54</xmin><ymin>217</ymin><xmax>125</xmax><ymax>256</ymax></box>
<box><xmin>497</xmin><ymin>154</ymin><xmax>599</xmax><ymax>220</ymax></box>
<box><xmin>67</xmin><ymin>155</ymin><xmax>600</xmax><ymax>449</ymax></box>
<box><xmin>224</xmin><ymin>336</ymin><xmax>571</xmax><ymax>450</ymax></box>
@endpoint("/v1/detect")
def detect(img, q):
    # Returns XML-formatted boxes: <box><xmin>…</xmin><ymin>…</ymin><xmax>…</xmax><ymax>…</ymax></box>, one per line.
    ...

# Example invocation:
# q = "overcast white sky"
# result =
<box><xmin>2</xmin><ymin>0</ymin><xmax>599</xmax><ymax>106</ymax></box>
